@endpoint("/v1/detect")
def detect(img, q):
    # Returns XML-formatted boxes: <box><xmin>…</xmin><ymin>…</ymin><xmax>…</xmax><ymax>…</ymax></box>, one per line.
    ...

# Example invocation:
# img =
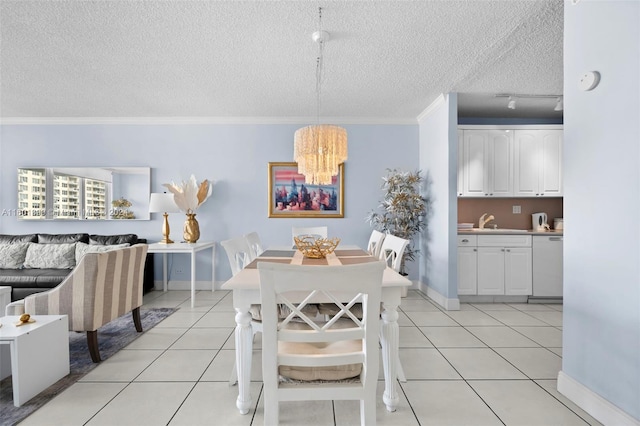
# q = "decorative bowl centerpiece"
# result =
<box><xmin>294</xmin><ymin>235</ymin><xmax>340</xmax><ymax>259</ymax></box>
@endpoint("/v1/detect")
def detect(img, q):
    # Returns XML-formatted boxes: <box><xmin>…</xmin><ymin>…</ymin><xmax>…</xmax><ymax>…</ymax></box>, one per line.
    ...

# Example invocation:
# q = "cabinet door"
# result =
<box><xmin>457</xmin><ymin>247</ymin><xmax>477</xmax><ymax>295</ymax></box>
<box><xmin>457</xmin><ymin>130</ymin><xmax>464</xmax><ymax>196</ymax></box>
<box><xmin>487</xmin><ymin>130</ymin><xmax>513</xmax><ymax>196</ymax></box>
<box><xmin>477</xmin><ymin>248</ymin><xmax>505</xmax><ymax>295</ymax></box>
<box><xmin>505</xmin><ymin>248</ymin><xmax>532</xmax><ymax>295</ymax></box>
<box><xmin>462</xmin><ymin>130</ymin><xmax>489</xmax><ymax>197</ymax></box>
<box><xmin>539</xmin><ymin>130</ymin><xmax>563</xmax><ymax>196</ymax></box>
<box><xmin>513</xmin><ymin>130</ymin><xmax>540</xmax><ymax>197</ymax></box>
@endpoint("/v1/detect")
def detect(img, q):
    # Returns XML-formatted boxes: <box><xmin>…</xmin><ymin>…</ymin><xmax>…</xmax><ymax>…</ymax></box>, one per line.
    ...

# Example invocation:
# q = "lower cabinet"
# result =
<box><xmin>457</xmin><ymin>246</ymin><xmax>478</xmax><ymax>295</ymax></box>
<box><xmin>458</xmin><ymin>234</ymin><xmax>532</xmax><ymax>296</ymax></box>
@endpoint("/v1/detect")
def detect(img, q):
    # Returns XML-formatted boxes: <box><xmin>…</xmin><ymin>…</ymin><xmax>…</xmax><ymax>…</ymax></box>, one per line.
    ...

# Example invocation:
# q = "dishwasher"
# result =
<box><xmin>531</xmin><ymin>235</ymin><xmax>563</xmax><ymax>299</ymax></box>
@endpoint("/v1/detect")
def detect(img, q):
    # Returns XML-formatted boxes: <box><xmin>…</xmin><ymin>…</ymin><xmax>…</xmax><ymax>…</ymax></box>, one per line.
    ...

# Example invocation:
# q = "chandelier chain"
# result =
<box><xmin>316</xmin><ymin>7</ymin><xmax>324</xmax><ymax>125</ymax></box>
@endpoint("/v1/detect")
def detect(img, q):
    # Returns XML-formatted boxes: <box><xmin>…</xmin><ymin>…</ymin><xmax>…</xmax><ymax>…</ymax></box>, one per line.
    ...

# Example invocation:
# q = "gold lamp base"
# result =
<box><xmin>159</xmin><ymin>212</ymin><xmax>174</xmax><ymax>244</ymax></box>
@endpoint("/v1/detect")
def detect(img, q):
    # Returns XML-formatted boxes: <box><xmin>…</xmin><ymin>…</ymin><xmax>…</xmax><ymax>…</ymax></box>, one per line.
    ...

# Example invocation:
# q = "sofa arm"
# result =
<box><xmin>5</xmin><ymin>300</ymin><xmax>25</xmax><ymax>316</ymax></box>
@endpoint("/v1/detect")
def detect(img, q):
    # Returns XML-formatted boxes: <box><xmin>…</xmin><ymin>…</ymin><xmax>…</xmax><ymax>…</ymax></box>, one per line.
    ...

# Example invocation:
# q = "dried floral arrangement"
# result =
<box><xmin>111</xmin><ymin>197</ymin><xmax>135</xmax><ymax>219</ymax></box>
<box><xmin>163</xmin><ymin>175</ymin><xmax>213</xmax><ymax>213</ymax></box>
<box><xmin>366</xmin><ymin>168</ymin><xmax>427</xmax><ymax>274</ymax></box>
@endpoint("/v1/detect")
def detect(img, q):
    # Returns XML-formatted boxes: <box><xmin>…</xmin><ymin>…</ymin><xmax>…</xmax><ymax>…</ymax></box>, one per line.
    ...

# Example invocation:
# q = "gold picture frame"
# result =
<box><xmin>268</xmin><ymin>162</ymin><xmax>344</xmax><ymax>218</ymax></box>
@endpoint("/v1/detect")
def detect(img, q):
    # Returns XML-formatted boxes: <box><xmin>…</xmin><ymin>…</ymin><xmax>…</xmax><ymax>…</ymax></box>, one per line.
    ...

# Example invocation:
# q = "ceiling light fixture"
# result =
<box><xmin>496</xmin><ymin>94</ymin><xmax>563</xmax><ymax>112</ymax></box>
<box><xmin>293</xmin><ymin>7</ymin><xmax>347</xmax><ymax>186</ymax></box>
<box><xmin>554</xmin><ymin>97</ymin><xmax>564</xmax><ymax>111</ymax></box>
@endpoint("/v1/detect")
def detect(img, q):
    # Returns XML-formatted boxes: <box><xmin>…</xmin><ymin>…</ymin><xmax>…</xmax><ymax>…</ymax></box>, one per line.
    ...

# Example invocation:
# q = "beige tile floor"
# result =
<box><xmin>20</xmin><ymin>290</ymin><xmax>602</xmax><ymax>426</ymax></box>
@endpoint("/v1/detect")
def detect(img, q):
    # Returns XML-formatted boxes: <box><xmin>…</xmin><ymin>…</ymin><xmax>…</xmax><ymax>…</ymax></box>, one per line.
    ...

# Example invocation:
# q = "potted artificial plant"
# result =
<box><xmin>366</xmin><ymin>168</ymin><xmax>427</xmax><ymax>275</ymax></box>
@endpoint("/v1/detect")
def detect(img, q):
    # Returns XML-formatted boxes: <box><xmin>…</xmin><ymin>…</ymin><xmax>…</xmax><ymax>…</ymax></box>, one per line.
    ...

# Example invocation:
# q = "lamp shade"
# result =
<box><xmin>149</xmin><ymin>193</ymin><xmax>180</xmax><ymax>213</ymax></box>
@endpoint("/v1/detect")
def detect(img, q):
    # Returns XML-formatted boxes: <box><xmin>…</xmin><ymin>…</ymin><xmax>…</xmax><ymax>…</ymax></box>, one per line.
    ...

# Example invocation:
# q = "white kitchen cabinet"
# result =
<box><xmin>473</xmin><ymin>235</ymin><xmax>532</xmax><ymax>296</ymax></box>
<box><xmin>533</xmin><ymin>235</ymin><xmax>563</xmax><ymax>297</ymax></box>
<box><xmin>504</xmin><ymin>247</ymin><xmax>533</xmax><ymax>295</ymax></box>
<box><xmin>477</xmin><ymin>247</ymin><xmax>505</xmax><ymax>294</ymax></box>
<box><xmin>459</xmin><ymin>129</ymin><xmax>513</xmax><ymax>197</ymax></box>
<box><xmin>513</xmin><ymin>129</ymin><xmax>563</xmax><ymax>197</ymax></box>
<box><xmin>457</xmin><ymin>129</ymin><xmax>464</xmax><ymax>196</ymax></box>
<box><xmin>457</xmin><ymin>236</ymin><xmax>478</xmax><ymax>295</ymax></box>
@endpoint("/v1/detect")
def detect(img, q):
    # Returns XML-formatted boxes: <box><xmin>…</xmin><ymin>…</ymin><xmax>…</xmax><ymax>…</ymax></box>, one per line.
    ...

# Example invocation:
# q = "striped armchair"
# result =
<box><xmin>5</xmin><ymin>244</ymin><xmax>148</xmax><ymax>362</ymax></box>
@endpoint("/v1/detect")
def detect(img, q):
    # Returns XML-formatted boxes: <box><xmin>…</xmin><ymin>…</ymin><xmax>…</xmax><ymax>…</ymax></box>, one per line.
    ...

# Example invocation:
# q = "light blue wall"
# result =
<box><xmin>418</xmin><ymin>94</ymin><xmax>458</xmax><ymax>303</ymax></box>
<box><xmin>563</xmin><ymin>0</ymin><xmax>639</xmax><ymax>420</ymax></box>
<box><xmin>0</xmin><ymin>123</ymin><xmax>419</xmax><ymax>283</ymax></box>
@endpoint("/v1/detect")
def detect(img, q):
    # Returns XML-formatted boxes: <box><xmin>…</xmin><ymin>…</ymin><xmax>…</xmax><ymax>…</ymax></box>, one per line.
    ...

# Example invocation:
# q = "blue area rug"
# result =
<box><xmin>0</xmin><ymin>308</ymin><xmax>176</xmax><ymax>426</ymax></box>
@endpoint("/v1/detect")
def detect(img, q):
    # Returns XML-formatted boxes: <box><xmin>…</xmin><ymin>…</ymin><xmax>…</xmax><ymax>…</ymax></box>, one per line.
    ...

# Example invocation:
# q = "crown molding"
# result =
<box><xmin>416</xmin><ymin>94</ymin><xmax>446</xmax><ymax>122</ymax></box>
<box><xmin>0</xmin><ymin>116</ymin><xmax>418</xmax><ymax>126</ymax></box>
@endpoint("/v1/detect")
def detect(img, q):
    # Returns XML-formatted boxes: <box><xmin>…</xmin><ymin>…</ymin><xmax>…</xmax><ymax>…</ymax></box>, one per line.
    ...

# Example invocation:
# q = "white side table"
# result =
<box><xmin>0</xmin><ymin>286</ymin><xmax>10</xmax><ymax>316</ymax></box>
<box><xmin>0</xmin><ymin>315</ymin><xmax>70</xmax><ymax>407</ymax></box>
<box><xmin>147</xmin><ymin>241</ymin><xmax>216</xmax><ymax>308</ymax></box>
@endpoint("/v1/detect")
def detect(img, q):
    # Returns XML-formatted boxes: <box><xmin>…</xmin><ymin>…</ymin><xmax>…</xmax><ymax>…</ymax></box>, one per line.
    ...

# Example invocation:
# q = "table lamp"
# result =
<box><xmin>149</xmin><ymin>193</ymin><xmax>180</xmax><ymax>244</ymax></box>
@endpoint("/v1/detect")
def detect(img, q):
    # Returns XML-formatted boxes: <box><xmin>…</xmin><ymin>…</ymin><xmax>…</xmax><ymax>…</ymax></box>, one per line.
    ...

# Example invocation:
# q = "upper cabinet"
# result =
<box><xmin>458</xmin><ymin>126</ymin><xmax>562</xmax><ymax>198</ymax></box>
<box><xmin>513</xmin><ymin>129</ymin><xmax>563</xmax><ymax>197</ymax></box>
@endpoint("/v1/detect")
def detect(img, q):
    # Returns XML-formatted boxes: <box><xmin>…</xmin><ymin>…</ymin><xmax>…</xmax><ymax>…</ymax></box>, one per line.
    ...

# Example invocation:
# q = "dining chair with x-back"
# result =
<box><xmin>258</xmin><ymin>260</ymin><xmax>386</xmax><ymax>426</ymax></box>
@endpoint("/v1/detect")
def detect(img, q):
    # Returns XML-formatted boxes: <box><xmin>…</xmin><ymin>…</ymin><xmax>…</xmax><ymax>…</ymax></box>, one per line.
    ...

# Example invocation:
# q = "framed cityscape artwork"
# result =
<box><xmin>268</xmin><ymin>162</ymin><xmax>344</xmax><ymax>218</ymax></box>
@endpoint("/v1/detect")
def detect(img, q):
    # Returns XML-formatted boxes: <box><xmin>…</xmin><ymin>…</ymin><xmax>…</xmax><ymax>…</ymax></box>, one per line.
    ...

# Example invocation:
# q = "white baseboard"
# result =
<box><xmin>153</xmin><ymin>280</ymin><xmax>219</xmax><ymax>291</ymax></box>
<box><xmin>418</xmin><ymin>282</ymin><xmax>460</xmax><ymax>311</ymax></box>
<box><xmin>557</xmin><ymin>371</ymin><xmax>640</xmax><ymax>426</ymax></box>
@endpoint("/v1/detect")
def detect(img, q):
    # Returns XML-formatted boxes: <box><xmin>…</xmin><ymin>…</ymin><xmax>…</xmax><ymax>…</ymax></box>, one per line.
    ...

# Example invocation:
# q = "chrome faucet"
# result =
<box><xmin>479</xmin><ymin>213</ymin><xmax>495</xmax><ymax>229</ymax></box>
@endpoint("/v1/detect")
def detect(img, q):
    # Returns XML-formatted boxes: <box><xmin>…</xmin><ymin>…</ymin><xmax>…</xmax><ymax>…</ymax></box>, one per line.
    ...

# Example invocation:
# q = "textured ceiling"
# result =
<box><xmin>0</xmin><ymin>1</ymin><xmax>564</xmax><ymax>122</ymax></box>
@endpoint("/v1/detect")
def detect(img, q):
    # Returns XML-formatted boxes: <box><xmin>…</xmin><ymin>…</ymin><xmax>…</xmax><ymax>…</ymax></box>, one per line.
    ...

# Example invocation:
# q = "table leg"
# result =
<box><xmin>234</xmin><ymin>300</ymin><xmax>254</xmax><ymax>414</ymax></box>
<box><xmin>190</xmin><ymin>252</ymin><xmax>196</xmax><ymax>308</ymax></box>
<box><xmin>163</xmin><ymin>253</ymin><xmax>168</xmax><ymax>292</ymax></box>
<box><xmin>380</xmin><ymin>301</ymin><xmax>400</xmax><ymax>412</ymax></box>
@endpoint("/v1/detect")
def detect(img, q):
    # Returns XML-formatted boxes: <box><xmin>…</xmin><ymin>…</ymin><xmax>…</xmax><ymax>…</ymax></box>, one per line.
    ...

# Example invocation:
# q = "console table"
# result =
<box><xmin>0</xmin><ymin>315</ymin><xmax>69</xmax><ymax>406</ymax></box>
<box><xmin>147</xmin><ymin>241</ymin><xmax>216</xmax><ymax>308</ymax></box>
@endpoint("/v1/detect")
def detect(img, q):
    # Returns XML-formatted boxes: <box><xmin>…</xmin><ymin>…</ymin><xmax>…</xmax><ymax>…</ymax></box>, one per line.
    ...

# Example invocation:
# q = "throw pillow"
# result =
<box><xmin>75</xmin><ymin>242</ymin><xmax>130</xmax><ymax>264</ymax></box>
<box><xmin>0</xmin><ymin>243</ymin><xmax>30</xmax><ymax>269</ymax></box>
<box><xmin>24</xmin><ymin>242</ymin><xmax>77</xmax><ymax>269</ymax></box>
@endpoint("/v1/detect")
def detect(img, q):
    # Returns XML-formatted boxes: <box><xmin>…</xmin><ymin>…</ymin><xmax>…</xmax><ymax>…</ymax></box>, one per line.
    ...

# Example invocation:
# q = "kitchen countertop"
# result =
<box><xmin>458</xmin><ymin>229</ymin><xmax>563</xmax><ymax>236</ymax></box>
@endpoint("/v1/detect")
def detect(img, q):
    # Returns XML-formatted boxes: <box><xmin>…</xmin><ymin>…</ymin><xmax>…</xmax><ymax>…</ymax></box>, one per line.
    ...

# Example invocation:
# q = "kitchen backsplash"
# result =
<box><xmin>458</xmin><ymin>198</ymin><xmax>563</xmax><ymax>230</ymax></box>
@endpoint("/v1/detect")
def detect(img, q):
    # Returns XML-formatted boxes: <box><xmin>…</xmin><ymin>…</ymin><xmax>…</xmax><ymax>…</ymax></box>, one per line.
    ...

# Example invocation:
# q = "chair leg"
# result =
<box><xmin>132</xmin><ymin>307</ymin><xmax>143</xmax><ymax>332</ymax></box>
<box><xmin>87</xmin><ymin>330</ymin><xmax>101</xmax><ymax>363</ymax></box>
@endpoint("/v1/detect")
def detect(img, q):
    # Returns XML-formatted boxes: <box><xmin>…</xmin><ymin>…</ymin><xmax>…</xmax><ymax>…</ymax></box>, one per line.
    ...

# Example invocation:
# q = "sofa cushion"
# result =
<box><xmin>24</xmin><ymin>242</ymin><xmax>76</xmax><ymax>269</ymax></box>
<box><xmin>0</xmin><ymin>243</ymin><xmax>30</xmax><ymax>268</ymax></box>
<box><xmin>0</xmin><ymin>268</ymin><xmax>70</xmax><ymax>287</ymax></box>
<box><xmin>75</xmin><ymin>242</ymin><xmax>129</xmax><ymax>264</ymax></box>
<box><xmin>37</xmin><ymin>233</ymin><xmax>89</xmax><ymax>244</ymax></box>
<box><xmin>89</xmin><ymin>234</ymin><xmax>138</xmax><ymax>245</ymax></box>
<box><xmin>0</xmin><ymin>234</ymin><xmax>37</xmax><ymax>244</ymax></box>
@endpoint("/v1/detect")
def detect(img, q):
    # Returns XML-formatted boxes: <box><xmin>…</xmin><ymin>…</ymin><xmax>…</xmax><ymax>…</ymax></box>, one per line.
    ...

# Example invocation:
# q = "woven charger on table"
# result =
<box><xmin>294</xmin><ymin>236</ymin><xmax>340</xmax><ymax>259</ymax></box>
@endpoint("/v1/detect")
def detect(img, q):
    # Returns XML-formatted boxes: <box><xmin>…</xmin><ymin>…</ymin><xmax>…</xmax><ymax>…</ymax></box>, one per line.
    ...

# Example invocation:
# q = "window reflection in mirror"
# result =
<box><xmin>17</xmin><ymin>167</ymin><xmax>150</xmax><ymax>220</ymax></box>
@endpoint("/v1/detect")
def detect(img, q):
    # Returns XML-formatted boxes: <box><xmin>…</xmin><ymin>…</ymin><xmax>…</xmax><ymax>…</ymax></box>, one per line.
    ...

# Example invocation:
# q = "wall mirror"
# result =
<box><xmin>17</xmin><ymin>167</ymin><xmax>150</xmax><ymax>220</ymax></box>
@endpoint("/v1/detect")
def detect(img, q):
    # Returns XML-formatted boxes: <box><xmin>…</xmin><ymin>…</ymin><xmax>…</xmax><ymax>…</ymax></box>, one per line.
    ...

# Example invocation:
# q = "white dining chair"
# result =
<box><xmin>367</xmin><ymin>229</ymin><xmax>387</xmax><ymax>258</ymax></box>
<box><xmin>244</xmin><ymin>231</ymin><xmax>264</xmax><ymax>261</ymax></box>
<box><xmin>291</xmin><ymin>226</ymin><xmax>328</xmax><ymax>245</ymax></box>
<box><xmin>221</xmin><ymin>236</ymin><xmax>261</xmax><ymax>385</ymax></box>
<box><xmin>258</xmin><ymin>261</ymin><xmax>385</xmax><ymax>426</ymax></box>
<box><xmin>220</xmin><ymin>236</ymin><xmax>252</xmax><ymax>276</ymax></box>
<box><xmin>378</xmin><ymin>234</ymin><xmax>409</xmax><ymax>273</ymax></box>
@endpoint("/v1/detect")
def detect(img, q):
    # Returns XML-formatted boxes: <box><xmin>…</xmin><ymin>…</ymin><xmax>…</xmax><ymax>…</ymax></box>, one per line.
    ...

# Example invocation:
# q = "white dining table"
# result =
<box><xmin>221</xmin><ymin>245</ymin><xmax>412</xmax><ymax>414</ymax></box>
